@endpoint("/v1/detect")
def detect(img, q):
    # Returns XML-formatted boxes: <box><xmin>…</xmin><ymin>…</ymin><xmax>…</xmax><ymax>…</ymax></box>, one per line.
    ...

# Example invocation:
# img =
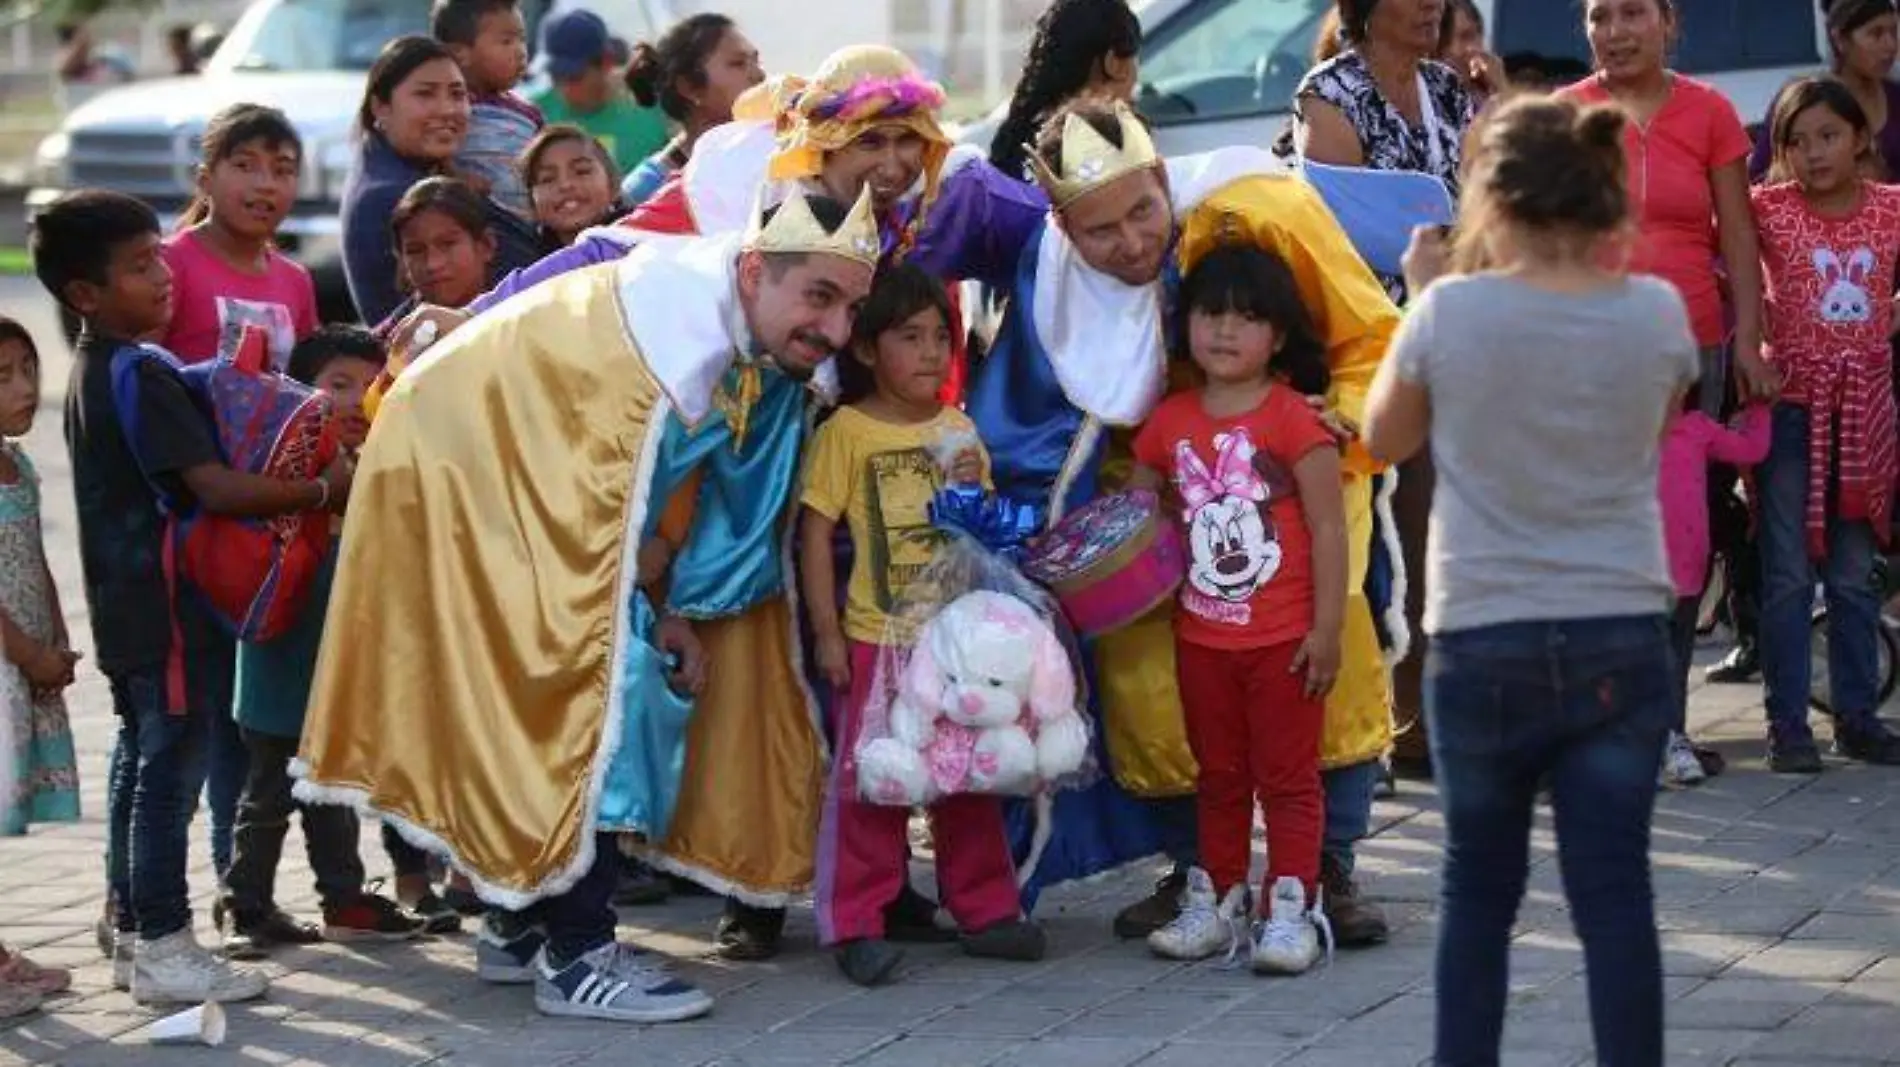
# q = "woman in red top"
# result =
<box><xmin>1128</xmin><ymin>245</ymin><xmax>1346</xmax><ymax>978</ymax></box>
<box><xmin>1559</xmin><ymin>0</ymin><xmax>1779</xmax><ymax>412</ymax></box>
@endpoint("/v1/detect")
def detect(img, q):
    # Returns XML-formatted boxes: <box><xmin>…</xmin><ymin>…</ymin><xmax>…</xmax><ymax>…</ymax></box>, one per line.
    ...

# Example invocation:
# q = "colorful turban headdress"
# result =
<box><xmin>750</xmin><ymin>46</ymin><xmax>952</xmax><ymax>260</ymax></box>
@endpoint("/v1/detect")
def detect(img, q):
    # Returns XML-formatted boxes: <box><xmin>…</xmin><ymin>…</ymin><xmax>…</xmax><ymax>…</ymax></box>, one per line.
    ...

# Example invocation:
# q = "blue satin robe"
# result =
<box><xmin>965</xmin><ymin>218</ymin><xmax>1172</xmax><ymax>907</ymax></box>
<box><xmin>598</xmin><ymin>365</ymin><xmax>809</xmax><ymax>837</ymax></box>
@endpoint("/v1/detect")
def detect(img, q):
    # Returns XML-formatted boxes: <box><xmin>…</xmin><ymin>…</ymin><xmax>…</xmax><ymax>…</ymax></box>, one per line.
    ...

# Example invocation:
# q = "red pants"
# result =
<box><xmin>813</xmin><ymin>641</ymin><xmax>1021</xmax><ymax>945</ymax></box>
<box><xmin>1176</xmin><ymin>637</ymin><xmax>1326</xmax><ymax>904</ymax></box>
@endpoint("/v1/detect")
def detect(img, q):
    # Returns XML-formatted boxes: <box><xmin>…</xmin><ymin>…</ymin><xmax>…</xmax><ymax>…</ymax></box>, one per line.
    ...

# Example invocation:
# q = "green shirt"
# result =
<box><xmin>529</xmin><ymin>88</ymin><xmax>670</xmax><ymax>177</ymax></box>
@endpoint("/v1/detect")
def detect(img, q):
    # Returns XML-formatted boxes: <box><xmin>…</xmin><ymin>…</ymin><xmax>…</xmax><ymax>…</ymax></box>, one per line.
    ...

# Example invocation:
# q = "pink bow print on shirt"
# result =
<box><xmin>1175</xmin><ymin>430</ymin><xmax>1268</xmax><ymax>517</ymax></box>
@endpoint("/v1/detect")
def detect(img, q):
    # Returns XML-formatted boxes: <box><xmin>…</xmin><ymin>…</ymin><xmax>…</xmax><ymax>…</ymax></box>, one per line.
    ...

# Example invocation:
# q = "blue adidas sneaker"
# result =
<box><xmin>475</xmin><ymin>912</ymin><xmax>547</xmax><ymax>984</ymax></box>
<box><xmin>533</xmin><ymin>941</ymin><xmax>713</xmax><ymax>1023</ymax></box>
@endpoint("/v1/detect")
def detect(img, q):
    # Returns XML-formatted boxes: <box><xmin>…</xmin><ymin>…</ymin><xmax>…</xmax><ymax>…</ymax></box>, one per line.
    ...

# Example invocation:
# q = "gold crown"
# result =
<box><xmin>1025</xmin><ymin>101</ymin><xmax>1161</xmax><ymax>209</ymax></box>
<box><xmin>744</xmin><ymin>184</ymin><xmax>882</xmax><ymax>269</ymax></box>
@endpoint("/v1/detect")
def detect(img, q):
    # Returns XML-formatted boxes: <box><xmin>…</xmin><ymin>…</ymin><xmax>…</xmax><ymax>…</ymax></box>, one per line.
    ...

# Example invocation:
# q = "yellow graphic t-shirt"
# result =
<box><xmin>801</xmin><ymin>406</ymin><xmax>991</xmax><ymax>644</ymax></box>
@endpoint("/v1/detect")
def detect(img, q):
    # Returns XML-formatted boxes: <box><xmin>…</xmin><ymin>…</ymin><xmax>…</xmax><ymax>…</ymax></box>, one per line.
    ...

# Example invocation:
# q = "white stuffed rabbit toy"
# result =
<box><xmin>857</xmin><ymin>591</ymin><xmax>1090</xmax><ymax>806</ymax></box>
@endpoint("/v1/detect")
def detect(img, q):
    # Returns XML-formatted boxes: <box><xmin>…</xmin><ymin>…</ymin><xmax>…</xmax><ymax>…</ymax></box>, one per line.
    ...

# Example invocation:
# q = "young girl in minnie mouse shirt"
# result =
<box><xmin>1130</xmin><ymin>244</ymin><xmax>1346</xmax><ymax>976</ymax></box>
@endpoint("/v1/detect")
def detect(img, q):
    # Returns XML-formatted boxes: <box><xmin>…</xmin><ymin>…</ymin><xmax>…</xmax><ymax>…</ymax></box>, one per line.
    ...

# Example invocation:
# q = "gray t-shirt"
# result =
<box><xmin>1391</xmin><ymin>273</ymin><xmax>1700</xmax><ymax>635</ymax></box>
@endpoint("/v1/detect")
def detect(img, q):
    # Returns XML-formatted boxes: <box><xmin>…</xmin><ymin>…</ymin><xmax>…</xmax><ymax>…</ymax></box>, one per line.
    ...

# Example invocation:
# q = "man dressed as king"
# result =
<box><xmin>292</xmin><ymin>190</ymin><xmax>879</xmax><ymax>1023</ymax></box>
<box><xmin>936</xmin><ymin>99</ymin><xmax>1403</xmax><ymax>945</ymax></box>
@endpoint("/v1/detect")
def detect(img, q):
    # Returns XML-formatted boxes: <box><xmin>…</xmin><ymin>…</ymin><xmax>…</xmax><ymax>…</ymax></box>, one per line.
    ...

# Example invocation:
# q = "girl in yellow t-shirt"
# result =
<box><xmin>798</xmin><ymin>265</ymin><xmax>1043</xmax><ymax>987</ymax></box>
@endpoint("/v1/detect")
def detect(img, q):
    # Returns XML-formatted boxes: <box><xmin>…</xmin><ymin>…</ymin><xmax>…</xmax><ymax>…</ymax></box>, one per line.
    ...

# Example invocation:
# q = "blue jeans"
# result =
<box><xmin>205</xmin><ymin>711</ymin><xmax>248</xmax><ymax>878</ymax></box>
<box><xmin>1322</xmin><ymin>758</ymin><xmax>1382</xmax><ymax>875</ymax></box>
<box><xmin>1426</xmin><ymin>615</ymin><xmax>1669</xmax><ymax>1067</ymax></box>
<box><xmin>1757</xmin><ymin>403</ymin><xmax>1882</xmax><ymax>736</ymax></box>
<box><xmin>105</xmin><ymin>645</ymin><xmax>232</xmax><ymax>940</ymax></box>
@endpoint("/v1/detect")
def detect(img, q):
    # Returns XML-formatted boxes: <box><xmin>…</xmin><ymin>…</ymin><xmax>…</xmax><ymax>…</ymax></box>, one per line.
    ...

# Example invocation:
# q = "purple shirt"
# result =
<box><xmin>468</xmin><ymin>156</ymin><xmax>1053</xmax><ymax>315</ymax></box>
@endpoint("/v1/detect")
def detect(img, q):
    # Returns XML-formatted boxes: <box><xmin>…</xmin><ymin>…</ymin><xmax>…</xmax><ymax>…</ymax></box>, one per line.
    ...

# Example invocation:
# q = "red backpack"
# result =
<box><xmin>112</xmin><ymin>327</ymin><xmax>338</xmax><ymax>692</ymax></box>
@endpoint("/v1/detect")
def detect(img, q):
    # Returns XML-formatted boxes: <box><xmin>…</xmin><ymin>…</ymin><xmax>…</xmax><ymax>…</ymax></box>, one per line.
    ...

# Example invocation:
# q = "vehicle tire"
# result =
<box><xmin>1809</xmin><ymin>608</ymin><xmax>1900</xmax><ymax>714</ymax></box>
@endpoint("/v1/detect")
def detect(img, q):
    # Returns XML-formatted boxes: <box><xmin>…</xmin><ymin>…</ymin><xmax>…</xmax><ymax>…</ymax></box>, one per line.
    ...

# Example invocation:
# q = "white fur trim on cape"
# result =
<box><xmin>681</xmin><ymin>119</ymin><xmax>777</xmax><ymax>236</ymax></box>
<box><xmin>1373</xmin><ymin>468</ymin><xmax>1412</xmax><ymax>667</ymax></box>
<box><xmin>1029</xmin><ymin>227</ymin><xmax>1165</xmax><ymax>427</ymax></box>
<box><xmin>292</xmin><ymin>394</ymin><xmax>675</xmax><ymax>913</ymax></box>
<box><xmin>615</xmin><ymin>233</ymin><xmax>748</xmax><ymax>427</ymax></box>
<box><xmin>1163</xmin><ymin>146</ymin><xmax>1286</xmax><ymax>214</ymax></box>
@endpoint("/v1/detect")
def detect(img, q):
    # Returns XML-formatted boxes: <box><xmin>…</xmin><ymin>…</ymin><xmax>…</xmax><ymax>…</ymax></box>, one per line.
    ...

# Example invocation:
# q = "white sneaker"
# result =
<box><xmin>110</xmin><ymin>933</ymin><xmax>133</xmax><ymax>992</ymax></box>
<box><xmin>1661</xmin><ymin>732</ymin><xmax>1707</xmax><ymax>788</ymax></box>
<box><xmin>132</xmin><ymin>930</ymin><xmax>269</xmax><ymax>1005</ymax></box>
<box><xmin>1147</xmin><ymin>867</ymin><xmax>1247</xmax><ymax>961</ymax></box>
<box><xmin>1251</xmin><ymin>876</ymin><xmax>1327</xmax><ymax>976</ymax></box>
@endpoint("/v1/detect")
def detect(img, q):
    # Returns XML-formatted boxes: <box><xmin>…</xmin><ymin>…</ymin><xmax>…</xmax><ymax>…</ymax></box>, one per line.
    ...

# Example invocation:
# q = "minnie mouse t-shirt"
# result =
<box><xmin>1132</xmin><ymin>386</ymin><xmax>1335</xmax><ymax>651</ymax></box>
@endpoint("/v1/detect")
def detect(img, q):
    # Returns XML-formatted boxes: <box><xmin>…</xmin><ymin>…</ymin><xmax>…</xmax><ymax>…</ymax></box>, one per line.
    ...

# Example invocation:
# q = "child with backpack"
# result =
<box><xmin>32</xmin><ymin>190</ymin><xmax>352</xmax><ymax>1006</ymax></box>
<box><xmin>218</xmin><ymin>326</ymin><xmax>426</xmax><ymax>958</ymax></box>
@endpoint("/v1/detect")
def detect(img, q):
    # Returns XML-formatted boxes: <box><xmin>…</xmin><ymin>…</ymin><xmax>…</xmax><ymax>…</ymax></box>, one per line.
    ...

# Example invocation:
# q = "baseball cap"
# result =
<box><xmin>542</xmin><ymin>9</ymin><xmax>610</xmax><ymax>80</ymax></box>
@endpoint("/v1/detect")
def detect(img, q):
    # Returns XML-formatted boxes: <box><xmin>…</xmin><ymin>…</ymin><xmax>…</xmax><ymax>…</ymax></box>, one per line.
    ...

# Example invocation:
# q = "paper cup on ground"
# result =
<box><xmin>148</xmin><ymin>1002</ymin><xmax>227</xmax><ymax>1046</ymax></box>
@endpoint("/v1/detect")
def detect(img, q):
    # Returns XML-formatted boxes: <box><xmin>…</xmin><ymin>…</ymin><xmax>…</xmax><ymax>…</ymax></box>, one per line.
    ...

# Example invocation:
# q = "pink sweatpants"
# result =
<box><xmin>813</xmin><ymin>640</ymin><xmax>1022</xmax><ymax>945</ymax></box>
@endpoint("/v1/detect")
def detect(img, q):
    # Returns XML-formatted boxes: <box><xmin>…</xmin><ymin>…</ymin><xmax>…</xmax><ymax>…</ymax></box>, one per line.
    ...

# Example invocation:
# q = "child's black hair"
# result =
<box><xmin>29</xmin><ymin>190</ymin><xmax>161</xmax><ymax>313</ymax></box>
<box><xmin>431</xmin><ymin>0</ymin><xmax>517</xmax><ymax>47</ymax></box>
<box><xmin>1178</xmin><ymin>244</ymin><xmax>1330</xmax><ymax>397</ymax></box>
<box><xmin>843</xmin><ymin>264</ymin><xmax>954</xmax><ymax>405</ymax></box>
<box><xmin>287</xmin><ymin>324</ymin><xmax>387</xmax><ymax>387</ymax></box>
<box><xmin>391</xmin><ymin>176</ymin><xmax>491</xmax><ymax>244</ymax></box>
<box><xmin>177</xmin><ymin>103</ymin><xmax>304</xmax><ymax>230</ymax></box>
<box><xmin>989</xmin><ymin>0</ymin><xmax>1141</xmax><ymax>179</ymax></box>
<box><xmin>0</xmin><ymin>316</ymin><xmax>40</xmax><ymax>367</ymax></box>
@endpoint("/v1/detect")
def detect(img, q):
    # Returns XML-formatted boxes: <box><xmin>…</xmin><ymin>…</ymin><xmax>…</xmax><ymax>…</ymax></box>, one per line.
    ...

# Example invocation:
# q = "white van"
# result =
<box><xmin>27</xmin><ymin>0</ymin><xmax>676</xmax><ymax>322</ymax></box>
<box><xmin>960</xmin><ymin>0</ymin><xmax>1829</xmax><ymax>162</ymax></box>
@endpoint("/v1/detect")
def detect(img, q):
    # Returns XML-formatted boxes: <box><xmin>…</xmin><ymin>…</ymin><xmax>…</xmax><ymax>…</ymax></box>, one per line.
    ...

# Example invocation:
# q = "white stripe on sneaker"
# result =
<box><xmin>591</xmin><ymin>981</ymin><xmax>628</xmax><ymax>1006</ymax></box>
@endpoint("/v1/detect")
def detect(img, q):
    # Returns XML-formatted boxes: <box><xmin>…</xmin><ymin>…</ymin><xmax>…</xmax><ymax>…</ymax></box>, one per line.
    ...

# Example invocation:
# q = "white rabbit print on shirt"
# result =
<box><xmin>1815</xmin><ymin>246</ymin><xmax>1876</xmax><ymax>324</ymax></box>
<box><xmin>1172</xmin><ymin>428</ymin><xmax>1282</xmax><ymax>626</ymax></box>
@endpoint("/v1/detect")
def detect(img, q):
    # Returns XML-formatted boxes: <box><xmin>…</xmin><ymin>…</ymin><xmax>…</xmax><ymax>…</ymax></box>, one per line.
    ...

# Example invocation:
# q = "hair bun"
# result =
<box><xmin>1574</xmin><ymin>104</ymin><xmax>1627</xmax><ymax>152</ymax></box>
<box><xmin>624</xmin><ymin>41</ymin><xmax>661</xmax><ymax>106</ymax></box>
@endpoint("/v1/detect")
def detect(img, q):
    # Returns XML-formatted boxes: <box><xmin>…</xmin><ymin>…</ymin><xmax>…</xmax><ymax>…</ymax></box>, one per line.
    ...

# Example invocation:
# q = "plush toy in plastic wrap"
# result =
<box><xmin>857</xmin><ymin>589</ymin><xmax>1090</xmax><ymax>805</ymax></box>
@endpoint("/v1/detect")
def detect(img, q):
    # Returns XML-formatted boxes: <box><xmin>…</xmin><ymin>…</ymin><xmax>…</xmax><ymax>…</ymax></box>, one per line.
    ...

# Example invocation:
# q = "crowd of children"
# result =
<box><xmin>1</xmin><ymin>2</ymin><xmax>1899</xmax><ymax>1045</ymax></box>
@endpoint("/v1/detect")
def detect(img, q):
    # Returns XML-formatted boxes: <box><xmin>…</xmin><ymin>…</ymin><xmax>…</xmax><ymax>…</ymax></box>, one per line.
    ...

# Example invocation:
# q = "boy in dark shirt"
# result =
<box><xmin>31</xmin><ymin>190</ymin><xmax>354</xmax><ymax>1007</ymax></box>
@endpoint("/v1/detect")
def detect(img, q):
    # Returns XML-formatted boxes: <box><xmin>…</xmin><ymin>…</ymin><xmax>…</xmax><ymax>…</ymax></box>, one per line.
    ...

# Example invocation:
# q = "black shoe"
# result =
<box><xmin>225</xmin><ymin>908</ymin><xmax>323</xmax><ymax>958</ymax></box>
<box><xmin>884</xmin><ymin>885</ymin><xmax>955</xmax><ymax>943</ymax></box>
<box><xmin>1768</xmin><ymin>727</ymin><xmax>1825</xmax><ymax>774</ymax></box>
<box><xmin>1373</xmin><ymin>762</ymin><xmax>1398</xmax><ymax>799</ymax></box>
<box><xmin>613</xmin><ymin>859</ymin><xmax>672</xmax><ymax>907</ymax></box>
<box><xmin>1705</xmin><ymin>644</ymin><xmax>1760</xmax><ymax>684</ymax></box>
<box><xmin>323</xmin><ymin>893</ymin><xmax>428</xmax><ymax>942</ymax></box>
<box><xmin>835</xmin><ymin>938</ymin><xmax>904</xmax><ymax>986</ymax></box>
<box><xmin>961</xmin><ymin>919</ymin><xmax>1047</xmax><ymax>962</ymax></box>
<box><xmin>1834</xmin><ymin>714</ymin><xmax>1900</xmax><ymax>765</ymax></box>
<box><xmin>1113</xmin><ymin>866</ymin><xmax>1187</xmax><ymax>940</ymax></box>
<box><xmin>714</xmin><ymin>901</ymin><xmax>785</xmax><ymax>961</ymax></box>
<box><xmin>441</xmin><ymin>885</ymin><xmax>486</xmax><ymax>918</ymax></box>
<box><xmin>407</xmin><ymin>890</ymin><xmax>464</xmax><ymax>935</ymax></box>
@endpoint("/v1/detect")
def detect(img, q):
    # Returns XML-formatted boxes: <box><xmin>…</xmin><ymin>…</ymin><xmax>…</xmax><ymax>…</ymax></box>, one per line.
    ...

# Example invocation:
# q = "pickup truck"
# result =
<box><xmin>27</xmin><ymin>0</ymin><xmax>675</xmax><ymax>324</ymax></box>
<box><xmin>959</xmin><ymin>0</ymin><xmax>1829</xmax><ymax>163</ymax></box>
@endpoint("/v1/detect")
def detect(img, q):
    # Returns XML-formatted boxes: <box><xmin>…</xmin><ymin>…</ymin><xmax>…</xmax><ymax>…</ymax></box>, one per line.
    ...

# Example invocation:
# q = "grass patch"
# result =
<box><xmin>0</xmin><ymin>247</ymin><xmax>31</xmax><ymax>276</ymax></box>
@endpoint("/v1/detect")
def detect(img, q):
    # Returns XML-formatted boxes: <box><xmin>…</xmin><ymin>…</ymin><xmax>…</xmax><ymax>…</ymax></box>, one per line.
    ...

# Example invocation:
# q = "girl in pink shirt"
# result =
<box><xmin>156</xmin><ymin>102</ymin><xmax>322</xmax><ymax>898</ymax></box>
<box><xmin>1559</xmin><ymin>0</ymin><xmax>1778</xmax><ymax>411</ymax></box>
<box><xmin>1658</xmin><ymin>397</ymin><xmax>1768</xmax><ymax>785</ymax></box>
<box><xmin>161</xmin><ymin>104</ymin><xmax>319</xmax><ymax>370</ymax></box>
<box><xmin>1752</xmin><ymin>76</ymin><xmax>1900</xmax><ymax>772</ymax></box>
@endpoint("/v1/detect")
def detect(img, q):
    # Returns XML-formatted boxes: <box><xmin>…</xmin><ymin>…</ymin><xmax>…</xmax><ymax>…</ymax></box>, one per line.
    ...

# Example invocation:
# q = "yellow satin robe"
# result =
<box><xmin>296</xmin><ymin>266</ymin><xmax>672</xmax><ymax>902</ymax></box>
<box><xmin>1097</xmin><ymin>174</ymin><xmax>1403</xmax><ymax>793</ymax></box>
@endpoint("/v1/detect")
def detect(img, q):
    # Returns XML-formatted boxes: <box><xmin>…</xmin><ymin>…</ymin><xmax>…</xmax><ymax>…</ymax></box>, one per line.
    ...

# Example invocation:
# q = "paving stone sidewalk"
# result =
<box><xmin>2</xmin><ymin>279</ymin><xmax>1897</xmax><ymax>1066</ymax></box>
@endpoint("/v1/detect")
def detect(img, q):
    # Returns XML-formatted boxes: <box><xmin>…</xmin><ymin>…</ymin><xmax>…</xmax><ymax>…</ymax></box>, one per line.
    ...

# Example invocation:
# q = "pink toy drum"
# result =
<box><xmin>1023</xmin><ymin>490</ymin><xmax>1185</xmax><ymax>638</ymax></box>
